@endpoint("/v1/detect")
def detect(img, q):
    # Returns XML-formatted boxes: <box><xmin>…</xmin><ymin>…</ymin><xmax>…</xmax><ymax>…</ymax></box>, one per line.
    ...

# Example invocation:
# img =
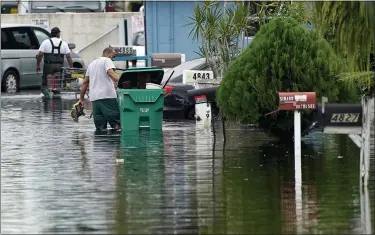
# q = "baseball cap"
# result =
<box><xmin>51</xmin><ymin>27</ymin><xmax>61</xmax><ymax>34</ymax></box>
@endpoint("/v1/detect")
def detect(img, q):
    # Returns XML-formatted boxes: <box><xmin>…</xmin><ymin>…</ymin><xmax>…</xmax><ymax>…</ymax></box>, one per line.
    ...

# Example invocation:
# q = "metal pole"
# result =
<box><xmin>143</xmin><ymin>2</ymin><xmax>148</xmax><ymax>66</ymax></box>
<box><xmin>360</xmin><ymin>96</ymin><xmax>372</xmax><ymax>187</ymax></box>
<box><xmin>294</xmin><ymin>110</ymin><xmax>302</xmax><ymax>158</ymax></box>
<box><xmin>294</xmin><ymin>110</ymin><xmax>303</xmax><ymax>233</ymax></box>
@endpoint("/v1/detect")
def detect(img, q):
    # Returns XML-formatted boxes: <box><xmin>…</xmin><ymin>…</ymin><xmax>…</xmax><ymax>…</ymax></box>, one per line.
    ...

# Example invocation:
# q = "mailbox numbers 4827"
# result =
<box><xmin>330</xmin><ymin>113</ymin><xmax>360</xmax><ymax>123</ymax></box>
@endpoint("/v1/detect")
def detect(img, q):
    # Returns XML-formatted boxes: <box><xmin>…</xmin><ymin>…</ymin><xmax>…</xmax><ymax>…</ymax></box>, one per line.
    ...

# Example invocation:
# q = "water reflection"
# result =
<box><xmin>113</xmin><ymin>126</ymin><xmax>221</xmax><ymax>234</ymax></box>
<box><xmin>361</xmin><ymin>186</ymin><xmax>372</xmax><ymax>235</ymax></box>
<box><xmin>71</xmin><ymin>131</ymin><xmax>91</xmax><ymax>180</ymax></box>
<box><xmin>303</xmin><ymin>135</ymin><xmax>362</xmax><ymax>234</ymax></box>
<box><xmin>1</xmin><ymin>93</ymin><xmax>374</xmax><ymax>234</ymax></box>
<box><xmin>163</xmin><ymin>125</ymin><xmax>200</xmax><ymax>235</ymax></box>
<box><xmin>115</xmin><ymin>130</ymin><xmax>166</xmax><ymax>234</ymax></box>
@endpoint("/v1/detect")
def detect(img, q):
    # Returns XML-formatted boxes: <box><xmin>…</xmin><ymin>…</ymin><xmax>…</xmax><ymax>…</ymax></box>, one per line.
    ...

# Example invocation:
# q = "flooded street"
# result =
<box><xmin>1</xmin><ymin>91</ymin><xmax>374</xmax><ymax>234</ymax></box>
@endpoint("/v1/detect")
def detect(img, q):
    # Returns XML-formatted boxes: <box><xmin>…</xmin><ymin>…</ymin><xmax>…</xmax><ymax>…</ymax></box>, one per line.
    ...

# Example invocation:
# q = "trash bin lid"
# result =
<box><xmin>118</xmin><ymin>67</ymin><xmax>164</xmax><ymax>89</ymax></box>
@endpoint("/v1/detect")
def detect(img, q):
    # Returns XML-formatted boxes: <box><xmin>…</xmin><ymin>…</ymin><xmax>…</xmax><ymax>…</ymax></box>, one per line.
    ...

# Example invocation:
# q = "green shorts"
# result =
<box><xmin>92</xmin><ymin>98</ymin><xmax>120</xmax><ymax>130</ymax></box>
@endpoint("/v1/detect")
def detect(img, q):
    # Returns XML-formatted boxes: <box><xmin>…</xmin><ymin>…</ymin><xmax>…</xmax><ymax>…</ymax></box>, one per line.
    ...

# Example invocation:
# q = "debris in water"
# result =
<box><xmin>116</xmin><ymin>159</ymin><xmax>124</xmax><ymax>163</ymax></box>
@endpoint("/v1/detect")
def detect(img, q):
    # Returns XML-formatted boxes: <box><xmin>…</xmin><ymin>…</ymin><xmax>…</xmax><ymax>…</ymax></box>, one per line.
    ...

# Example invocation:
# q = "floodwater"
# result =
<box><xmin>1</xmin><ymin>91</ymin><xmax>374</xmax><ymax>234</ymax></box>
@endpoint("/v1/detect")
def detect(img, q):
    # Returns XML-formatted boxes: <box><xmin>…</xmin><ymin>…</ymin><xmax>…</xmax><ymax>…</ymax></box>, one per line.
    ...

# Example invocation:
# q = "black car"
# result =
<box><xmin>162</xmin><ymin>83</ymin><xmax>220</xmax><ymax>120</ymax></box>
<box><xmin>161</xmin><ymin>58</ymin><xmax>220</xmax><ymax>119</ymax></box>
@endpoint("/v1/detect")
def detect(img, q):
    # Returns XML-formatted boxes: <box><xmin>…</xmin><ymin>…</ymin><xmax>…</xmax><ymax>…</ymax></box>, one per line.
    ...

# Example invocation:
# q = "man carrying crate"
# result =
<box><xmin>77</xmin><ymin>47</ymin><xmax>121</xmax><ymax>131</ymax></box>
<box><xmin>36</xmin><ymin>27</ymin><xmax>73</xmax><ymax>98</ymax></box>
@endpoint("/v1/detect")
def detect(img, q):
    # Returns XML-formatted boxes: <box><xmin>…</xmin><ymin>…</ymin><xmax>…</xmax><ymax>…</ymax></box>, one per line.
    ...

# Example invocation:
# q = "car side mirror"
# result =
<box><xmin>68</xmin><ymin>43</ymin><xmax>76</xmax><ymax>49</ymax></box>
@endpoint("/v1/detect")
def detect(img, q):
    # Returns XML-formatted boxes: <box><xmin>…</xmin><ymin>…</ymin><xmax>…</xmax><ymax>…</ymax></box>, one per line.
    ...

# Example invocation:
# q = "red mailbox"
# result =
<box><xmin>278</xmin><ymin>92</ymin><xmax>317</xmax><ymax>111</ymax></box>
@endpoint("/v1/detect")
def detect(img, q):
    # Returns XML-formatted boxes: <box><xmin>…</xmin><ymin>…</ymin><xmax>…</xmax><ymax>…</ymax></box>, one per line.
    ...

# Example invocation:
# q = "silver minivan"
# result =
<box><xmin>1</xmin><ymin>24</ymin><xmax>85</xmax><ymax>93</ymax></box>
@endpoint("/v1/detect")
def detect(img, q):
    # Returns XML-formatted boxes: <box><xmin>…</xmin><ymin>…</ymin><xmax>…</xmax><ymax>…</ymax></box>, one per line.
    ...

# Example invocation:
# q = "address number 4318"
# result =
<box><xmin>330</xmin><ymin>113</ymin><xmax>360</xmax><ymax>123</ymax></box>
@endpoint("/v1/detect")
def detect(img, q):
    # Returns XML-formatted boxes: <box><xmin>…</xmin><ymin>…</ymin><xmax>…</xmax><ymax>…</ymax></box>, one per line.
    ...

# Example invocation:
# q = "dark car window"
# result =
<box><xmin>8</xmin><ymin>27</ymin><xmax>38</xmax><ymax>50</ymax></box>
<box><xmin>33</xmin><ymin>28</ymin><xmax>50</xmax><ymax>46</ymax></box>
<box><xmin>1</xmin><ymin>3</ymin><xmax>18</xmax><ymax>14</ymax></box>
<box><xmin>1</xmin><ymin>29</ymin><xmax>11</xmax><ymax>49</ymax></box>
<box><xmin>133</xmin><ymin>31</ymin><xmax>145</xmax><ymax>46</ymax></box>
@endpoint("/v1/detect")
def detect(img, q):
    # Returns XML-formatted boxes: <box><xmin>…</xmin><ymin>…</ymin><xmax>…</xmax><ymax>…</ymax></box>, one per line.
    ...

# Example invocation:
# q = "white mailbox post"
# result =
<box><xmin>182</xmin><ymin>70</ymin><xmax>215</xmax><ymax>128</ymax></box>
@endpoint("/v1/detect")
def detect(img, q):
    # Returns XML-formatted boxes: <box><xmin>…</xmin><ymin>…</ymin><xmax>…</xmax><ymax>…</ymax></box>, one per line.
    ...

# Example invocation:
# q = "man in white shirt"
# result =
<box><xmin>36</xmin><ymin>27</ymin><xmax>73</xmax><ymax>98</ymax></box>
<box><xmin>78</xmin><ymin>47</ymin><xmax>120</xmax><ymax>130</ymax></box>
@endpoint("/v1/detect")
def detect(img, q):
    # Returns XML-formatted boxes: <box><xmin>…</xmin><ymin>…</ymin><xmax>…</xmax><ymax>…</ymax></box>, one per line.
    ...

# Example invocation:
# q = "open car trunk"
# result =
<box><xmin>117</xmin><ymin>67</ymin><xmax>164</xmax><ymax>89</ymax></box>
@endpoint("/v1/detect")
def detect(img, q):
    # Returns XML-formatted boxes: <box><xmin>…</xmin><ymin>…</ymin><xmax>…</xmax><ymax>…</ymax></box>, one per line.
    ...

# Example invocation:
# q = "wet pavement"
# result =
<box><xmin>1</xmin><ymin>91</ymin><xmax>374</xmax><ymax>234</ymax></box>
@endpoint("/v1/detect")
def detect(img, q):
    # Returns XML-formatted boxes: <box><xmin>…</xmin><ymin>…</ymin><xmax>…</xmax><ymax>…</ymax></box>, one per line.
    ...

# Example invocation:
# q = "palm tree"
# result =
<box><xmin>186</xmin><ymin>1</ymin><xmax>297</xmax><ymax>79</ymax></box>
<box><xmin>312</xmin><ymin>1</ymin><xmax>375</xmax><ymax>92</ymax></box>
<box><xmin>185</xmin><ymin>1</ymin><xmax>253</xmax><ymax>79</ymax></box>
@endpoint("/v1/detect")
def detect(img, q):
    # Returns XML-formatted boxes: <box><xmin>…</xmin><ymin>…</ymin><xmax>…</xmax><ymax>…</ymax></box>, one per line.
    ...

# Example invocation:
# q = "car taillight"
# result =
<box><xmin>164</xmin><ymin>85</ymin><xmax>174</xmax><ymax>96</ymax></box>
<box><xmin>194</xmin><ymin>95</ymin><xmax>207</xmax><ymax>104</ymax></box>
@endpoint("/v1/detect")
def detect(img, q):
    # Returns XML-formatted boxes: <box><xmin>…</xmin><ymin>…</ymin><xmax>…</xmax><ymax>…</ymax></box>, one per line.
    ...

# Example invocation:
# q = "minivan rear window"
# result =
<box><xmin>1</xmin><ymin>27</ymin><xmax>39</xmax><ymax>50</ymax></box>
<box><xmin>11</xmin><ymin>29</ymin><xmax>32</xmax><ymax>49</ymax></box>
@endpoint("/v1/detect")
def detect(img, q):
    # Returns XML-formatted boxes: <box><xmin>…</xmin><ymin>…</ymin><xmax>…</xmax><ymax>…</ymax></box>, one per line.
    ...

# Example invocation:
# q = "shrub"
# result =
<box><xmin>217</xmin><ymin>17</ymin><xmax>344</xmax><ymax>138</ymax></box>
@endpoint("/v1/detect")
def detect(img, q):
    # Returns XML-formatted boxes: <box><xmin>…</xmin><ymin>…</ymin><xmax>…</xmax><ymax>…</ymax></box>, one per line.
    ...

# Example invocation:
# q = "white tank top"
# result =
<box><xmin>85</xmin><ymin>57</ymin><xmax>117</xmax><ymax>102</ymax></box>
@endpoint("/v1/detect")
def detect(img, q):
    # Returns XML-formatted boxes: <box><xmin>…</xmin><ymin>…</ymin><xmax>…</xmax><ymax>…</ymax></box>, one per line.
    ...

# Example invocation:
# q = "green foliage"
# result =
<box><xmin>186</xmin><ymin>1</ymin><xmax>314</xmax><ymax>80</ymax></box>
<box><xmin>217</xmin><ymin>17</ymin><xmax>344</xmax><ymax>137</ymax></box>
<box><xmin>311</xmin><ymin>2</ymin><xmax>375</xmax><ymax>94</ymax></box>
<box><xmin>338</xmin><ymin>71</ymin><xmax>375</xmax><ymax>98</ymax></box>
<box><xmin>262</xmin><ymin>1</ymin><xmax>312</xmax><ymax>25</ymax></box>
<box><xmin>312</xmin><ymin>2</ymin><xmax>375</xmax><ymax>72</ymax></box>
<box><xmin>186</xmin><ymin>1</ymin><xmax>252</xmax><ymax>78</ymax></box>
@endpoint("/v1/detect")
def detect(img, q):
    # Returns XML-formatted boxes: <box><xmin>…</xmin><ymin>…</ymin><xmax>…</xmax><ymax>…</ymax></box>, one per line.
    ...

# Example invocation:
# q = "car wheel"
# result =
<box><xmin>1</xmin><ymin>70</ymin><xmax>19</xmax><ymax>93</ymax></box>
<box><xmin>186</xmin><ymin>107</ymin><xmax>195</xmax><ymax>120</ymax></box>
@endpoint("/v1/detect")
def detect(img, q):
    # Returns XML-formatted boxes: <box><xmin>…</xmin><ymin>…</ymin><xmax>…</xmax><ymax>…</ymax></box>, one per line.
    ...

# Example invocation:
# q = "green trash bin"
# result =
<box><xmin>118</xmin><ymin>89</ymin><xmax>165</xmax><ymax>130</ymax></box>
<box><xmin>116</xmin><ymin>67</ymin><xmax>166</xmax><ymax>131</ymax></box>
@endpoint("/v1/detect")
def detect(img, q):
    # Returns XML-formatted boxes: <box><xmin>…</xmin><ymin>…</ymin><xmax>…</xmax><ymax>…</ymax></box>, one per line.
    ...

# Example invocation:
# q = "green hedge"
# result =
<box><xmin>217</xmin><ymin>17</ymin><xmax>351</xmax><ymax>138</ymax></box>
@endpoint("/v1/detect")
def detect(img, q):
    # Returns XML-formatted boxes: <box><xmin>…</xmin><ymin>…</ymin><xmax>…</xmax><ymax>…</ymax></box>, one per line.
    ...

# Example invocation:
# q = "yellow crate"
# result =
<box><xmin>71</xmin><ymin>73</ymin><xmax>85</xmax><ymax>78</ymax></box>
<box><xmin>70</xmin><ymin>72</ymin><xmax>121</xmax><ymax>79</ymax></box>
<box><xmin>10</xmin><ymin>7</ymin><xmax>18</xmax><ymax>14</ymax></box>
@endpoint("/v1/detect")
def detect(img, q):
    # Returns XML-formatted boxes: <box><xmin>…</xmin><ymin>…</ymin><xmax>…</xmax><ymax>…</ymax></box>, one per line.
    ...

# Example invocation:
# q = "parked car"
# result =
<box><xmin>162</xmin><ymin>82</ymin><xmax>220</xmax><ymax>119</ymax></box>
<box><xmin>161</xmin><ymin>57</ymin><xmax>211</xmax><ymax>85</ymax></box>
<box><xmin>160</xmin><ymin>57</ymin><xmax>222</xmax><ymax>119</ymax></box>
<box><xmin>1</xmin><ymin>24</ymin><xmax>85</xmax><ymax>93</ymax></box>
